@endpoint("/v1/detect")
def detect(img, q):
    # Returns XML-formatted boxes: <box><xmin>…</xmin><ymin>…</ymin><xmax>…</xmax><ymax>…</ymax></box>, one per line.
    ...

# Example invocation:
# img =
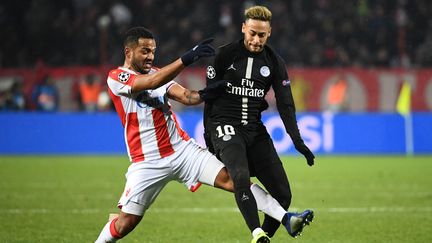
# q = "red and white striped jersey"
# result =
<box><xmin>107</xmin><ymin>67</ymin><xmax>190</xmax><ymax>162</ymax></box>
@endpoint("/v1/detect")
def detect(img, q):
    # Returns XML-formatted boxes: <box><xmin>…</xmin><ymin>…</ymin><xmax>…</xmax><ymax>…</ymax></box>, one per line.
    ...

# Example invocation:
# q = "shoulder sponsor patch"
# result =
<box><xmin>118</xmin><ymin>72</ymin><xmax>131</xmax><ymax>83</ymax></box>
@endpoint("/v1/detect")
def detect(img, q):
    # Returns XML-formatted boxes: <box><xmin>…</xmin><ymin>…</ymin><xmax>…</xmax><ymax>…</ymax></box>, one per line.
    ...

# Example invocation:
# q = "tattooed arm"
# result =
<box><xmin>167</xmin><ymin>83</ymin><xmax>202</xmax><ymax>106</ymax></box>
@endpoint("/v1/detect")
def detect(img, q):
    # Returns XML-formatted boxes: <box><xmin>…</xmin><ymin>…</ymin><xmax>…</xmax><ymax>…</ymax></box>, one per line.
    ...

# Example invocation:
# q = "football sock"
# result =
<box><xmin>251</xmin><ymin>183</ymin><xmax>286</xmax><ymax>222</ymax></box>
<box><xmin>95</xmin><ymin>217</ymin><xmax>121</xmax><ymax>243</ymax></box>
<box><xmin>262</xmin><ymin>215</ymin><xmax>282</xmax><ymax>237</ymax></box>
<box><xmin>234</xmin><ymin>187</ymin><xmax>261</xmax><ymax>231</ymax></box>
<box><xmin>281</xmin><ymin>213</ymin><xmax>288</xmax><ymax>225</ymax></box>
<box><xmin>252</xmin><ymin>227</ymin><xmax>265</xmax><ymax>238</ymax></box>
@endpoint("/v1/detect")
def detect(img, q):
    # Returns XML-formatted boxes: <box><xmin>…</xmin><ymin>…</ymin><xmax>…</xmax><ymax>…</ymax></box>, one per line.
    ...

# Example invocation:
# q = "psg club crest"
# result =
<box><xmin>260</xmin><ymin>66</ymin><xmax>270</xmax><ymax>77</ymax></box>
<box><xmin>118</xmin><ymin>72</ymin><xmax>130</xmax><ymax>83</ymax></box>
<box><xmin>207</xmin><ymin>66</ymin><xmax>216</xmax><ymax>79</ymax></box>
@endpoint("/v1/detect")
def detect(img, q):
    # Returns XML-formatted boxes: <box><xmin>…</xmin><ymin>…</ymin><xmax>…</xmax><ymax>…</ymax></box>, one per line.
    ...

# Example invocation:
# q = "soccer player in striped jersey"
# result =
<box><xmin>203</xmin><ymin>6</ymin><xmax>316</xmax><ymax>241</ymax></box>
<box><xmin>95</xmin><ymin>27</ymin><xmax>297</xmax><ymax>243</ymax></box>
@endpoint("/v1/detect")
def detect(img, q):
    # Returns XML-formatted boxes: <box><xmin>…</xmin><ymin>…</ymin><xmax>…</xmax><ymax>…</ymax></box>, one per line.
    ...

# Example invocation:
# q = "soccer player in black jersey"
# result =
<box><xmin>203</xmin><ymin>6</ymin><xmax>315</xmax><ymax>242</ymax></box>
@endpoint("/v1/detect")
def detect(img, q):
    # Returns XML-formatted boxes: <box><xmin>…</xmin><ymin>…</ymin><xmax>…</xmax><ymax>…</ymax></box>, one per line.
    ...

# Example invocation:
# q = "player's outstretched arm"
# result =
<box><xmin>167</xmin><ymin>83</ymin><xmax>202</xmax><ymax>105</ymax></box>
<box><xmin>132</xmin><ymin>58</ymin><xmax>185</xmax><ymax>92</ymax></box>
<box><xmin>168</xmin><ymin>79</ymin><xmax>229</xmax><ymax>106</ymax></box>
<box><xmin>132</xmin><ymin>39</ymin><xmax>215</xmax><ymax>93</ymax></box>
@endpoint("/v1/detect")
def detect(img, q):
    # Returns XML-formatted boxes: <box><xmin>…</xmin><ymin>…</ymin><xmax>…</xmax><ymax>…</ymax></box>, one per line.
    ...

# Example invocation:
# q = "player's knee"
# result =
<box><xmin>214</xmin><ymin>167</ymin><xmax>234</xmax><ymax>192</ymax></box>
<box><xmin>232</xmin><ymin>169</ymin><xmax>251</xmax><ymax>191</ymax></box>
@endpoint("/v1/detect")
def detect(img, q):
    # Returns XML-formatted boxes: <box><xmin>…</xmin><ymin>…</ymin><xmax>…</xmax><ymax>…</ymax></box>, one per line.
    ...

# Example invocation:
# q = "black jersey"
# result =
<box><xmin>204</xmin><ymin>39</ymin><xmax>302</xmax><ymax>142</ymax></box>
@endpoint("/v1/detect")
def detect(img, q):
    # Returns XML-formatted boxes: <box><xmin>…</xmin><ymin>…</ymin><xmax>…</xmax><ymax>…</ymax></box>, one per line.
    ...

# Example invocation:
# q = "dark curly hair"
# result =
<box><xmin>123</xmin><ymin>27</ymin><xmax>154</xmax><ymax>47</ymax></box>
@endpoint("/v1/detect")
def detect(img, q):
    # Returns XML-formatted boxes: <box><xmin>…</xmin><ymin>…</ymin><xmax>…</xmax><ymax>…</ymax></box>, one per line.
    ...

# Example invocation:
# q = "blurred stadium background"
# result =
<box><xmin>0</xmin><ymin>0</ymin><xmax>431</xmax><ymax>242</ymax></box>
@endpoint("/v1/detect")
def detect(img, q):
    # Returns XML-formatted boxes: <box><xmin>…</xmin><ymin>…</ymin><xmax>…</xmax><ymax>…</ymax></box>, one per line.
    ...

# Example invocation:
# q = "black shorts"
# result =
<box><xmin>208</xmin><ymin>121</ymin><xmax>250</xmax><ymax>173</ymax></box>
<box><xmin>208</xmin><ymin>122</ymin><xmax>282</xmax><ymax>177</ymax></box>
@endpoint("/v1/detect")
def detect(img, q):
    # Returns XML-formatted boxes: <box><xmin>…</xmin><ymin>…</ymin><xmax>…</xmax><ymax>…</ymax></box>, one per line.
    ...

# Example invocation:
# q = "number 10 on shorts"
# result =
<box><xmin>216</xmin><ymin>125</ymin><xmax>235</xmax><ymax>138</ymax></box>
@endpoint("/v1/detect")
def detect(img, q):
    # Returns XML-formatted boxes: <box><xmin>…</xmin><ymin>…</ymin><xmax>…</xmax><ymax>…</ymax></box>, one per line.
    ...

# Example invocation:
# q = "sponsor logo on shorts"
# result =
<box><xmin>125</xmin><ymin>187</ymin><xmax>131</xmax><ymax>197</ymax></box>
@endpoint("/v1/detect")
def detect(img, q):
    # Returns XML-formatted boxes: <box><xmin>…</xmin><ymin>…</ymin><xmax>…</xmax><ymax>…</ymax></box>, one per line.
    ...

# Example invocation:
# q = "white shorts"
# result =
<box><xmin>118</xmin><ymin>139</ymin><xmax>224</xmax><ymax>216</ymax></box>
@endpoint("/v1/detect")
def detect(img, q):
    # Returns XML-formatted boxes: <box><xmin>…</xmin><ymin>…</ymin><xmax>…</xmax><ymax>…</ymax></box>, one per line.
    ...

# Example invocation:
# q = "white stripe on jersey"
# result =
<box><xmin>245</xmin><ymin>57</ymin><xmax>253</xmax><ymax>79</ymax></box>
<box><xmin>241</xmin><ymin>57</ymin><xmax>254</xmax><ymax>125</ymax></box>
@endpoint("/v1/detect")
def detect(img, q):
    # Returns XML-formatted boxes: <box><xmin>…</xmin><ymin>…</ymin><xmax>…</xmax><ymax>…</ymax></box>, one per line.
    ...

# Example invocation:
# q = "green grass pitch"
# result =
<box><xmin>0</xmin><ymin>155</ymin><xmax>431</xmax><ymax>242</ymax></box>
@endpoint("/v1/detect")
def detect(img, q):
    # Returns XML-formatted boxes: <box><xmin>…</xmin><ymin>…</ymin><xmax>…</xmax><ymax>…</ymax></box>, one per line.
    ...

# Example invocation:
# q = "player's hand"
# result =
<box><xmin>181</xmin><ymin>38</ymin><xmax>215</xmax><ymax>66</ymax></box>
<box><xmin>294</xmin><ymin>139</ymin><xmax>315</xmax><ymax>166</ymax></box>
<box><xmin>198</xmin><ymin>80</ymin><xmax>229</xmax><ymax>102</ymax></box>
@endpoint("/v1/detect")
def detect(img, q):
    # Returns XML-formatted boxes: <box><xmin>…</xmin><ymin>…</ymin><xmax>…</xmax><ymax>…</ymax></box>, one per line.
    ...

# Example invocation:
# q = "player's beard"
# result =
<box><xmin>131</xmin><ymin>57</ymin><xmax>152</xmax><ymax>74</ymax></box>
<box><xmin>244</xmin><ymin>39</ymin><xmax>264</xmax><ymax>53</ymax></box>
<box><xmin>249</xmin><ymin>43</ymin><xmax>263</xmax><ymax>53</ymax></box>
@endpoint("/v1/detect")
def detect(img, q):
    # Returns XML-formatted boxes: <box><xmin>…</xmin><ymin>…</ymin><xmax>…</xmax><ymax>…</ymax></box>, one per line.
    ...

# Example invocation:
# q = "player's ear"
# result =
<box><xmin>124</xmin><ymin>46</ymin><xmax>132</xmax><ymax>59</ymax></box>
<box><xmin>242</xmin><ymin>22</ymin><xmax>246</xmax><ymax>34</ymax></box>
<box><xmin>268</xmin><ymin>26</ymin><xmax>271</xmax><ymax>37</ymax></box>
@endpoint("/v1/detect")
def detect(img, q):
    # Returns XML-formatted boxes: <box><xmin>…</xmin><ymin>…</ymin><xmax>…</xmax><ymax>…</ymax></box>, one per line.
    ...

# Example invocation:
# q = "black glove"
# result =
<box><xmin>181</xmin><ymin>38</ymin><xmax>215</xmax><ymax>66</ymax></box>
<box><xmin>198</xmin><ymin>80</ymin><xmax>229</xmax><ymax>102</ymax></box>
<box><xmin>294</xmin><ymin>139</ymin><xmax>315</xmax><ymax>166</ymax></box>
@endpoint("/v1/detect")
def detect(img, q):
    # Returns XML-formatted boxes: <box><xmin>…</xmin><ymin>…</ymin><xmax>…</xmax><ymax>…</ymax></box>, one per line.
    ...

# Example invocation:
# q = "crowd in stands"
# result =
<box><xmin>1</xmin><ymin>0</ymin><xmax>431</xmax><ymax>112</ymax></box>
<box><xmin>1</xmin><ymin>0</ymin><xmax>432</xmax><ymax>68</ymax></box>
<box><xmin>0</xmin><ymin>73</ymin><xmax>113</xmax><ymax>112</ymax></box>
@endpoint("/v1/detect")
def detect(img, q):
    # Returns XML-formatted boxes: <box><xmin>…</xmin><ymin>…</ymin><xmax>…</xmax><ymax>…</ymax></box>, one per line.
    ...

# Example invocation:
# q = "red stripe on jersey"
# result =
<box><xmin>108</xmin><ymin>88</ymin><xmax>126</xmax><ymax>126</ymax></box>
<box><xmin>152</xmin><ymin>109</ymin><xmax>174</xmax><ymax>158</ymax></box>
<box><xmin>172</xmin><ymin>112</ymin><xmax>190</xmax><ymax>141</ymax></box>
<box><xmin>126</xmin><ymin>113</ymin><xmax>145</xmax><ymax>162</ymax></box>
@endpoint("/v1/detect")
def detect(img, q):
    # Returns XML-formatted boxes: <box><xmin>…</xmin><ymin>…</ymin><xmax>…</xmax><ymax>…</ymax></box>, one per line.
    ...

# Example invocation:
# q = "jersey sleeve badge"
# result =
<box><xmin>118</xmin><ymin>72</ymin><xmax>131</xmax><ymax>83</ymax></box>
<box><xmin>207</xmin><ymin>66</ymin><xmax>216</xmax><ymax>79</ymax></box>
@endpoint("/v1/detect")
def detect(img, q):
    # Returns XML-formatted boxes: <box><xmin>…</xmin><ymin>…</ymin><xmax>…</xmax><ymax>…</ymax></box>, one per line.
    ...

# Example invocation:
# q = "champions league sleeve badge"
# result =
<box><xmin>118</xmin><ymin>72</ymin><xmax>131</xmax><ymax>83</ymax></box>
<box><xmin>207</xmin><ymin>66</ymin><xmax>216</xmax><ymax>79</ymax></box>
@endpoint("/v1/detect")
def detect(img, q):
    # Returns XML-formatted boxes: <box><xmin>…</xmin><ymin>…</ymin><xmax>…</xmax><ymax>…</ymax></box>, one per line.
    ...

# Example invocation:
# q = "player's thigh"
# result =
<box><xmin>255</xmin><ymin>162</ymin><xmax>290</xmax><ymax>196</ymax></box>
<box><xmin>204</xmin><ymin>157</ymin><xmax>233</xmax><ymax>191</ymax></box>
<box><xmin>217</xmin><ymin>140</ymin><xmax>250</xmax><ymax>180</ymax></box>
<box><xmin>209</xmin><ymin>123</ymin><xmax>249</xmax><ymax>172</ymax></box>
<box><xmin>248</xmin><ymin>134</ymin><xmax>291</xmax><ymax>200</ymax></box>
<box><xmin>119</xmin><ymin>160</ymin><xmax>172</xmax><ymax>216</ymax></box>
<box><xmin>171</xmin><ymin>140</ymin><xmax>224</xmax><ymax>189</ymax></box>
<box><xmin>247</xmin><ymin>131</ymin><xmax>282</xmax><ymax>171</ymax></box>
<box><xmin>171</xmin><ymin>140</ymin><xmax>232</xmax><ymax>191</ymax></box>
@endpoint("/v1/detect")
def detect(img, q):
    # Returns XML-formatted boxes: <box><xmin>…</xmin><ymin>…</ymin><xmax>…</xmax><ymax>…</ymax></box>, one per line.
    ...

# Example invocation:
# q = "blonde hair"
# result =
<box><xmin>244</xmin><ymin>5</ymin><xmax>272</xmax><ymax>22</ymax></box>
